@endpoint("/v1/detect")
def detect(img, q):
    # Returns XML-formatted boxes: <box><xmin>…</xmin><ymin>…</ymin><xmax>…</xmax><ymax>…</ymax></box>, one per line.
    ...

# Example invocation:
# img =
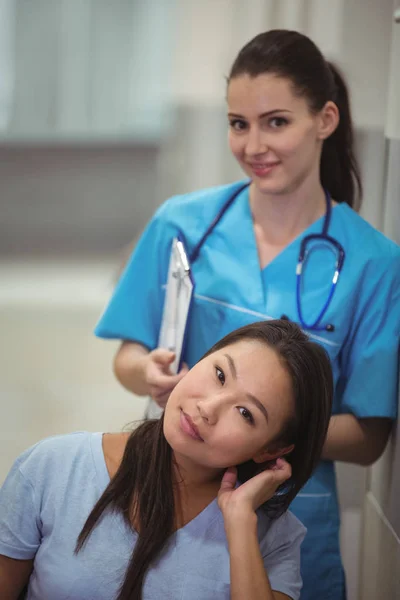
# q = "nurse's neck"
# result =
<box><xmin>250</xmin><ymin>177</ymin><xmax>328</xmax><ymax>249</ymax></box>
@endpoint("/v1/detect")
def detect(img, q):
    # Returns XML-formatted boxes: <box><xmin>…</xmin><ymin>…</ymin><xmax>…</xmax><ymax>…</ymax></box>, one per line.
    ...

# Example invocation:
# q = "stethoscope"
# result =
<box><xmin>189</xmin><ymin>182</ymin><xmax>345</xmax><ymax>333</ymax></box>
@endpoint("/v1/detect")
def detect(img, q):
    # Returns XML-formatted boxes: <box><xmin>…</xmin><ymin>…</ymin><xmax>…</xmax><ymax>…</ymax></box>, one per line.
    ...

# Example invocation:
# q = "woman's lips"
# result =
<box><xmin>249</xmin><ymin>161</ymin><xmax>280</xmax><ymax>177</ymax></box>
<box><xmin>180</xmin><ymin>410</ymin><xmax>204</xmax><ymax>441</ymax></box>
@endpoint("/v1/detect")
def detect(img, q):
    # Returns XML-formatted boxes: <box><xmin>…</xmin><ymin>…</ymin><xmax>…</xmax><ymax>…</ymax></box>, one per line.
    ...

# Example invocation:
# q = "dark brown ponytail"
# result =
<box><xmin>228</xmin><ymin>29</ymin><xmax>363</xmax><ymax>209</ymax></box>
<box><xmin>320</xmin><ymin>62</ymin><xmax>362</xmax><ymax>209</ymax></box>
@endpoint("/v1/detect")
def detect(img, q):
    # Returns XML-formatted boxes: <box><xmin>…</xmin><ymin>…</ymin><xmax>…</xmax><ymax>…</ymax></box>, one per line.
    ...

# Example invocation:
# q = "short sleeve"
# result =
<box><xmin>259</xmin><ymin>511</ymin><xmax>306</xmax><ymax>600</ymax></box>
<box><xmin>338</xmin><ymin>254</ymin><xmax>400</xmax><ymax>419</ymax></box>
<box><xmin>95</xmin><ymin>202</ymin><xmax>178</xmax><ymax>350</ymax></box>
<box><xmin>0</xmin><ymin>453</ymin><xmax>41</xmax><ymax>559</ymax></box>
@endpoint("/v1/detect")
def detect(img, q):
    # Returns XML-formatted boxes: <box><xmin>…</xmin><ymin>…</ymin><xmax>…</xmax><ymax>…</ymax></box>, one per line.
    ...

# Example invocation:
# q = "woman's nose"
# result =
<box><xmin>245</xmin><ymin>127</ymin><xmax>267</xmax><ymax>156</ymax></box>
<box><xmin>196</xmin><ymin>396</ymin><xmax>220</xmax><ymax>426</ymax></box>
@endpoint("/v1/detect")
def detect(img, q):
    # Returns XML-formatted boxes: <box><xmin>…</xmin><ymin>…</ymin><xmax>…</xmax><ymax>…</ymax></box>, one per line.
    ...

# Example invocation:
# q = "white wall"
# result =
<box><xmin>0</xmin><ymin>261</ymin><xmax>147</xmax><ymax>484</ymax></box>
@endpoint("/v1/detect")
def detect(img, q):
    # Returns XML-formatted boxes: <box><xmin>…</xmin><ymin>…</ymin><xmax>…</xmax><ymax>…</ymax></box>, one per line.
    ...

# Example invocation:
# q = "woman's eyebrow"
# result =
<box><xmin>227</xmin><ymin>109</ymin><xmax>292</xmax><ymax>119</ymax></box>
<box><xmin>223</xmin><ymin>353</ymin><xmax>269</xmax><ymax>423</ymax></box>
<box><xmin>246</xmin><ymin>394</ymin><xmax>269</xmax><ymax>423</ymax></box>
<box><xmin>224</xmin><ymin>353</ymin><xmax>237</xmax><ymax>379</ymax></box>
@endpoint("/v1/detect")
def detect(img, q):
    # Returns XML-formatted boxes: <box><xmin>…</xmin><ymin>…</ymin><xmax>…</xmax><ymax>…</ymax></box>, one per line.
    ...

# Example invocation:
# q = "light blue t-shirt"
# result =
<box><xmin>0</xmin><ymin>432</ymin><xmax>306</xmax><ymax>599</ymax></box>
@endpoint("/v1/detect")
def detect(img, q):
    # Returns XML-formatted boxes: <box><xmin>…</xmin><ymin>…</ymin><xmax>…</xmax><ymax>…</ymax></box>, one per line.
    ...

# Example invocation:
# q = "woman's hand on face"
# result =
<box><xmin>218</xmin><ymin>459</ymin><xmax>292</xmax><ymax>524</ymax></box>
<box><xmin>145</xmin><ymin>349</ymin><xmax>189</xmax><ymax>409</ymax></box>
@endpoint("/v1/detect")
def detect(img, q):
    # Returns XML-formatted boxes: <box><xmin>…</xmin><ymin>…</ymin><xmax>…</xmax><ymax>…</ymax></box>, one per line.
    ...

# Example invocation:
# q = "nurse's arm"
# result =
<box><xmin>114</xmin><ymin>341</ymin><xmax>153</xmax><ymax>395</ymax></box>
<box><xmin>321</xmin><ymin>415</ymin><xmax>392</xmax><ymax>466</ymax></box>
<box><xmin>0</xmin><ymin>555</ymin><xmax>33</xmax><ymax>599</ymax></box>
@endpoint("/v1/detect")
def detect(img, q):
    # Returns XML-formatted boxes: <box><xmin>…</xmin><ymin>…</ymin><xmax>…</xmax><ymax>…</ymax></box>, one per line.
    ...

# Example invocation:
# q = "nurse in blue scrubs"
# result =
<box><xmin>95</xmin><ymin>30</ymin><xmax>400</xmax><ymax>600</ymax></box>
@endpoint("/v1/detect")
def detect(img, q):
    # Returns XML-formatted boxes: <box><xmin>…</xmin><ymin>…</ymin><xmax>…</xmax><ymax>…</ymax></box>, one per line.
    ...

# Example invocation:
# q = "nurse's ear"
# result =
<box><xmin>252</xmin><ymin>443</ymin><xmax>294</xmax><ymax>465</ymax></box>
<box><xmin>316</xmin><ymin>100</ymin><xmax>339</xmax><ymax>140</ymax></box>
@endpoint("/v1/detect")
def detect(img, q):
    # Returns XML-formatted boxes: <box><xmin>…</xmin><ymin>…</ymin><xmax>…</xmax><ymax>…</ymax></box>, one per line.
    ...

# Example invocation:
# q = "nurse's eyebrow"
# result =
<box><xmin>227</xmin><ymin>109</ymin><xmax>292</xmax><ymax>119</ymax></box>
<box><xmin>224</xmin><ymin>353</ymin><xmax>269</xmax><ymax>423</ymax></box>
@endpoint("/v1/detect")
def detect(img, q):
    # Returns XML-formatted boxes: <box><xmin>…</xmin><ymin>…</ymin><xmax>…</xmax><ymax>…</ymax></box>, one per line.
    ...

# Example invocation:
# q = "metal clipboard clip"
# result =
<box><xmin>158</xmin><ymin>237</ymin><xmax>194</xmax><ymax>374</ymax></box>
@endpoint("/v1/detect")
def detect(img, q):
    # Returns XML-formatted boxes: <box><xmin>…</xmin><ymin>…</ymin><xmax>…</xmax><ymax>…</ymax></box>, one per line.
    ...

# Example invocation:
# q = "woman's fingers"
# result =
<box><xmin>252</xmin><ymin>460</ymin><xmax>292</xmax><ymax>500</ymax></box>
<box><xmin>219</xmin><ymin>467</ymin><xmax>238</xmax><ymax>491</ymax></box>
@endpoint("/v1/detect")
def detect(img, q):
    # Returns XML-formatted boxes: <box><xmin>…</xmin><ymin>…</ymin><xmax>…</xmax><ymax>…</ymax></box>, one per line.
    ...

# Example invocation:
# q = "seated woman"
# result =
<box><xmin>0</xmin><ymin>320</ymin><xmax>332</xmax><ymax>600</ymax></box>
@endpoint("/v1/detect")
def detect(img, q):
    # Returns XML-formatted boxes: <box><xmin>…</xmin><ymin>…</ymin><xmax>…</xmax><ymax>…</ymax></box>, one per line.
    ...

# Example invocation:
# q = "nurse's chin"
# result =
<box><xmin>252</xmin><ymin>178</ymin><xmax>295</xmax><ymax>197</ymax></box>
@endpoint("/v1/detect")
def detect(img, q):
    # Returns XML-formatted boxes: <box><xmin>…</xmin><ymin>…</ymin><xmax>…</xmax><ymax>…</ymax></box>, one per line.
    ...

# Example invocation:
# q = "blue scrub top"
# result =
<box><xmin>96</xmin><ymin>180</ymin><xmax>400</xmax><ymax>600</ymax></box>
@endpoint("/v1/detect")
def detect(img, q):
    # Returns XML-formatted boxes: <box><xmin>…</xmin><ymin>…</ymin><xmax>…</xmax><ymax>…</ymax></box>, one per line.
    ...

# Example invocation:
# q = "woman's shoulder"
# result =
<box><xmin>257</xmin><ymin>509</ymin><xmax>306</xmax><ymax>556</ymax></box>
<box><xmin>12</xmin><ymin>431</ymin><xmax>101</xmax><ymax>485</ymax></box>
<box><xmin>102</xmin><ymin>432</ymin><xmax>130</xmax><ymax>479</ymax></box>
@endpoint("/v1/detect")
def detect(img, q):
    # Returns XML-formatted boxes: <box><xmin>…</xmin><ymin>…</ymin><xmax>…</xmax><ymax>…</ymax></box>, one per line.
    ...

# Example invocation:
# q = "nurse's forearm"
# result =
<box><xmin>227</xmin><ymin>516</ymin><xmax>287</xmax><ymax>600</ymax></box>
<box><xmin>113</xmin><ymin>342</ymin><xmax>151</xmax><ymax>396</ymax></box>
<box><xmin>321</xmin><ymin>415</ymin><xmax>392</xmax><ymax>466</ymax></box>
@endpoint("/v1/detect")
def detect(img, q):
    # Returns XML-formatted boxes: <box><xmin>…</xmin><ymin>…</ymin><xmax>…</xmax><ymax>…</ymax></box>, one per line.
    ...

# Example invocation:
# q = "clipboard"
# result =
<box><xmin>158</xmin><ymin>237</ymin><xmax>194</xmax><ymax>374</ymax></box>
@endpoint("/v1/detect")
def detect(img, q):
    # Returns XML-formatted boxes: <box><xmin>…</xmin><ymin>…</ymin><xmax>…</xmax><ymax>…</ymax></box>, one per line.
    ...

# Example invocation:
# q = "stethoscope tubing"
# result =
<box><xmin>188</xmin><ymin>182</ymin><xmax>344</xmax><ymax>332</ymax></box>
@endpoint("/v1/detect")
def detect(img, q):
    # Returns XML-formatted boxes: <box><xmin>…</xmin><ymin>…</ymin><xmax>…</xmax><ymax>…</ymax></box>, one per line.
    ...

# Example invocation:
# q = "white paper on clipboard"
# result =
<box><xmin>158</xmin><ymin>237</ymin><xmax>194</xmax><ymax>374</ymax></box>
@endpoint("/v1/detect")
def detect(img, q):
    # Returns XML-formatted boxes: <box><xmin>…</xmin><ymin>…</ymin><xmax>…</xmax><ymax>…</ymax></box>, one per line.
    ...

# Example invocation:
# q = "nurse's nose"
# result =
<box><xmin>245</xmin><ymin>126</ymin><xmax>267</xmax><ymax>156</ymax></box>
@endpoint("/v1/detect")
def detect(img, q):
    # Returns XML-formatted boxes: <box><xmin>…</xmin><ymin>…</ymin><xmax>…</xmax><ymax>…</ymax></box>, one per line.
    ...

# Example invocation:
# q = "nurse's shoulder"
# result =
<box><xmin>338</xmin><ymin>203</ymin><xmax>400</xmax><ymax>262</ymax></box>
<box><xmin>152</xmin><ymin>179</ymin><xmax>249</xmax><ymax>233</ymax></box>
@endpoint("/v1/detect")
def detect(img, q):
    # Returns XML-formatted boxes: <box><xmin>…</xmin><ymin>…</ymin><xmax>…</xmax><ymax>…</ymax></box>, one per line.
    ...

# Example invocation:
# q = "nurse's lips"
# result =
<box><xmin>249</xmin><ymin>161</ymin><xmax>280</xmax><ymax>176</ymax></box>
<box><xmin>180</xmin><ymin>410</ymin><xmax>204</xmax><ymax>441</ymax></box>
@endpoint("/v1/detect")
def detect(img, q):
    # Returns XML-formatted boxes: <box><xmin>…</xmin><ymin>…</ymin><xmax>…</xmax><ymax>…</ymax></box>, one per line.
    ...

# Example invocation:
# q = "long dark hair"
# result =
<box><xmin>228</xmin><ymin>29</ymin><xmax>362</xmax><ymax>209</ymax></box>
<box><xmin>76</xmin><ymin>319</ymin><xmax>333</xmax><ymax>599</ymax></box>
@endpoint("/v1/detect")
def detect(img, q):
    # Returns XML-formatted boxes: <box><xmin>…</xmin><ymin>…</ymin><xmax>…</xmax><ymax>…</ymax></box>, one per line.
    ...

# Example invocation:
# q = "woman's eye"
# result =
<box><xmin>229</xmin><ymin>118</ymin><xmax>247</xmax><ymax>132</ymax></box>
<box><xmin>238</xmin><ymin>407</ymin><xmax>254</xmax><ymax>424</ymax></box>
<box><xmin>269</xmin><ymin>116</ymin><xmax>288</xmax><ymax>128</ymax></box>
<box><xmin>215</xmin><ymin>366</ymin><xmax>225</xmax><ymax>385</ymax></box>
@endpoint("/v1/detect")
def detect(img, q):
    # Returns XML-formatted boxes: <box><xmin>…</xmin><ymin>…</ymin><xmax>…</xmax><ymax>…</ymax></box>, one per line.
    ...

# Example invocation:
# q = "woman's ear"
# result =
<box><xmin>253</xmin><ymin>444</ymin><xmax>294</xmax><ymax>464</ymax></box>
<box><xmin>317</xmin><ymin>101</ymin><xmax>339</xmax><ymax>140</ymax></box>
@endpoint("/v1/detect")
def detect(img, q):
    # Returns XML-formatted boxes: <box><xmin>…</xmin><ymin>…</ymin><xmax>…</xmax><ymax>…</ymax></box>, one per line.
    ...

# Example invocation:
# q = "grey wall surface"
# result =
<box><xmin>0</xmin><ymin>145</ymin><xmax>159</xmax><ymax>256</ymax></box>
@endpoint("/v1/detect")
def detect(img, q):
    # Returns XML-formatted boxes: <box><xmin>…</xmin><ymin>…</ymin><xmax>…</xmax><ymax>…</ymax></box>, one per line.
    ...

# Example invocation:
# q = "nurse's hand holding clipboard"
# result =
<box><xmin>142</xmin><ymin>349</ymin><xmax>188</xmax><ymax>409</ymax></box>
<box><xmin>114</xmin><ymin>343</ymin><xmax>188</xmax><ymax>409</ymax></box>
<box><xmin>114</xmin><ymin>237</ymin><xmax>192</xmax><ymax>410</ymax></box>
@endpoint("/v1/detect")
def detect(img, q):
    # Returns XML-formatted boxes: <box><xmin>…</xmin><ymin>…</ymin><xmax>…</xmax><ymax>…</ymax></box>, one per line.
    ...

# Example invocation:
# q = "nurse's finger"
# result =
<box><xmin>150</xmin><ymin>348</ymin><xmax>176</xmax><ymax>368</ymax></box>
<box><xmin>148</xmin><ymin>370</ymin><xmax>180</xmax><ymax>390</ymax></box>
<box><xmin>151</xmin><ymin>391</ymin><xmax>170</xmax><ymax>409</ymax></box>
<box><xmin>148</xmin><ymin>362</ymin><xmax>188</xmax><ymax>389</ymax></box>
<box><xmin>177</xmin><ymin>363</ymin><xmax>189</xmax><ymax>377</ymax></box>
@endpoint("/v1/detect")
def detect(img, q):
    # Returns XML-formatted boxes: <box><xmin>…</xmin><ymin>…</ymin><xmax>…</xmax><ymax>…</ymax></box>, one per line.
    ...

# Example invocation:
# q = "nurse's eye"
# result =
<box><xmin>215</xmin><ymin>366</ymin><xmax>225</xmax><ymax>385</ymax></box>
<box><xmin>238</xmin><ymin>407</ymin><xmax>254</xmax><ymax>424</ymax></box>
<box><xmin>269</xmin><ymin>116</ymin><xmax>288</xmax><ymax>129</ymax></box>
<box><xmin>229</xmin><ymin>118</ymin><xmax>248</xmax><ymax>132</ymax></box>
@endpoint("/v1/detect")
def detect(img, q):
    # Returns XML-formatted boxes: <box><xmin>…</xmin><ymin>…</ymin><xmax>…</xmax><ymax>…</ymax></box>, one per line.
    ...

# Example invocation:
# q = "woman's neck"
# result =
<box><xmin>103</xmin><ymin>434</ymin><xmax>223</xmax><ymax>530</ymax></box>
<box><xmin>249</xmin><ymin>178</ymin><xmax>327</xmax><ymax>247</ymax></box>
<box><xmin>172</xmin><ymin>452</ymin><xmax>224</xmax><ymax>528</ymax></box>
<box><xmin>172</xmin><ymin>451</ymin><xmax>223</xmax><ymax>490</ymax></box>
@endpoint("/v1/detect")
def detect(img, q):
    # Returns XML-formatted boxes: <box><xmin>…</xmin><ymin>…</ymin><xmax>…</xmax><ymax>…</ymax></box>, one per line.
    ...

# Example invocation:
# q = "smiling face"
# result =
<box><xmin>163</xmin><ymin>340</ymin><xmax>295</xmax><ymax>472</ymax></box>
<box><xmin>227</xmin><ymin>73</ymin><xmax>336</xmax><ymax>196</ymax></box>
